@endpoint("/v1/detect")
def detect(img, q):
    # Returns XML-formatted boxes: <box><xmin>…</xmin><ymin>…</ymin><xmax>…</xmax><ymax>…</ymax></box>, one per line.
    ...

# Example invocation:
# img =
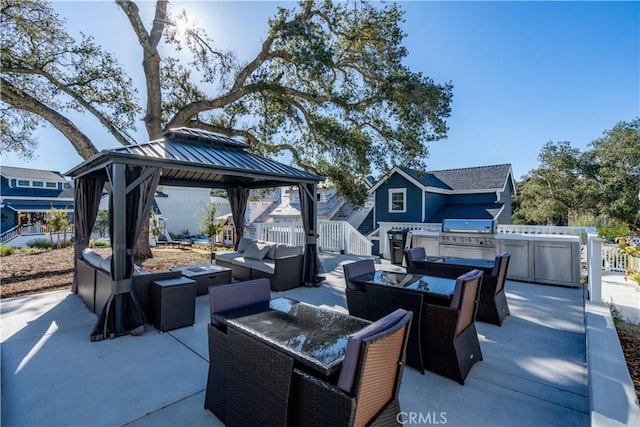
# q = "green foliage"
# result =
<box><xmin>609</xmin><ymin>299</ymin><xmax>624</xmax><ymax>324</ymax></box>
<box><xmin>93</xmin><ymin>210</ymin><xmax>109</xmax><ymax>238</ymax></box>
<box><xmin>149</xmin><ymin>210</ymin><xmax>162</xmax><ymax>243</ymax></box>
<box><xmin>0</xmin><ymin>0</ymin><xmax>140</xmax><ymax>158</ymax></box>
<box><xmin>47</xmin><ymin>207</ymin><xmax>70</xmax><ymax>249</ymax></box>
<box><xmin>2</xmin><ymin>0</ymin><xmax>453</xmax><ymax>207</ymax></box>
<box><xmin>25</xmin><ymin>238</ymin><xmax>53</xmax><ymax>249</ymax></box>
<box><xmin>92</xmin><ymin>238</ymin><xmax>111</xmax><ymax>247</ymax></box>
<box><xmin>0</xmin><ymin>244</ymin><xmax>17</xmax><ymax>256</ymax></box>
<box><xmin>199</xmin><ymin>202</ymin><xmax>224</xmax><ymax>250</ymax></box>
<box><xmin>513</xmin><ymin>119</ymin><xmax>640</xmax><ymax>228</ymax></box>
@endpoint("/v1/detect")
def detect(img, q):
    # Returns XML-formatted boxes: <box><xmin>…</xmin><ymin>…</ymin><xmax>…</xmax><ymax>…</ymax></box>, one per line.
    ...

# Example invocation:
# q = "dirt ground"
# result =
<box><xmin>1</xmin><ymin>246</ymin><xmax>638</xmax><ymax>399</ymax></box>
<box><xmin>0</xmin><ymin>246</ymin><xmax>209</xmax><ymax>298</ymax></box>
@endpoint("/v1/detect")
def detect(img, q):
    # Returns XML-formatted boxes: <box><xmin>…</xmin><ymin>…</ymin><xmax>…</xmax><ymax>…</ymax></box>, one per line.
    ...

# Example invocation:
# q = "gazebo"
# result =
<box><xmin>65</xmin><ymin>128</ymin><xmax>324</xmax><ymax>342</ymax></box>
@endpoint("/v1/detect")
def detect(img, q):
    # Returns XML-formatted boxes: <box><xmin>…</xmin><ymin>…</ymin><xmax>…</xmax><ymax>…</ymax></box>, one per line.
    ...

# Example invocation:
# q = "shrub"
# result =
<box><xmin>0</xmin><ymin>244</ymin><xmax>16</xmax><ymax>256</ymax></box>
<box><xmin>25</xmin><ymin>239</ymin><xmax>53</xmax><ymax>249</ymax></box>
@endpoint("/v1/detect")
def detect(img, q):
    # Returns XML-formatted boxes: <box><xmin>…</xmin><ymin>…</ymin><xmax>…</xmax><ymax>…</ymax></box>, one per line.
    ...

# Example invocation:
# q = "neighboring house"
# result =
<box><xmin>0</xmin><ymin>166</ymin><xmax>74</xmax><ymax>235</ymax></box>
<box><xmin>370</xmin><ymin>163</ymin><xmax>516</xmax><ymax>227</ymax></box>
<box><xmin>153</xmin><ymin>186</ymin><xmax>231</xmax><ymax>236</ymax></box>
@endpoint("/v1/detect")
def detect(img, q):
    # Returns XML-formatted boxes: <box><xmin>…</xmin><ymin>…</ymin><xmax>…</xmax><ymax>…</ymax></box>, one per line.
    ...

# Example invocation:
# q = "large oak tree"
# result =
<box><xmin>1</xmin><ymin>0</ymin><xmax>454</xmax><ymax>257</ymax></box>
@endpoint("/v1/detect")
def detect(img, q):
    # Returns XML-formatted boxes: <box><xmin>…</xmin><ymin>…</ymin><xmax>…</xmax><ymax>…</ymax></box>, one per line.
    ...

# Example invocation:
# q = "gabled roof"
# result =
<box><xmin>427</xmin><ymin>203</ymin><xmax>504</xmax><ymax>222</ymax></box>
<box><xmin>65</xmin><ymin>128</ymin><xmax>323</xmax><ymax>189</ymax></box>
<box><xmin>371</xmin><ymin>163</ymin><xmax>515</xmax><ymax>194</ymax></box>
<box><xmin>1</xmin><ymin>166</ymin><xmax>68</xmax><ymax>183</ymax></box>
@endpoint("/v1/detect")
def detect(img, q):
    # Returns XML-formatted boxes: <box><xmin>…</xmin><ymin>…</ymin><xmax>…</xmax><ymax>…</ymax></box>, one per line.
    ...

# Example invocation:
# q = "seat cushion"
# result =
<box><xmin>337</xmin><ymin>308</ymin><xmax>408</xmax><ymax>394</ymax></box>
<box><xmin>216</xmin><ymin>251</ymin><xmax>244</xmax><ymax>263</ymax></box>
<box><xmin>249</xmin><ymin>260</ymin><xmax>275</xmax><ymax>275</ymax></box>
<box><xmin>209</xmin><ymin>278</ymin><xmax>271</xmax><ymax>314</ymax></box>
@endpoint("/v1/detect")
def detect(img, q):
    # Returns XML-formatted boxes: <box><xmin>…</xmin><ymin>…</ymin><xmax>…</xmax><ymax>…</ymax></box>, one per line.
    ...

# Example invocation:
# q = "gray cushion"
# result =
<box><xmin>249</xmin><ymin>260</ymin><xmax>275</xmax><ymax>275</ymax></box>
<box><xmin>243</xmin><ymin>242</ymin><xmax>271</xmax><ymax>260</ymax></box>
<box><xmin>237</xmin><ymin>237</ymin><xmax>256</xmax><ymax>253</ymax></box>
<box><xmin>209</xmin><ymin>278</ymin><xmax>271</xmax><ymax>314</ymax></box>
<box><xmin>275</xmin><ymin>244</ymin><xmax>303</xmax><ymax>258</ymax></box>
<box><xmin>82</xmin><ymin>249</ymin><xmax>106</xmax><ymax>270</ymax></box>
<box><xmin>266</xmin><ymin>243</ymin><xmax>278</xmax><ymax>259</ymax></box>
<box><xmin>216</xmin><ymin>251</ymin><xmax>244</xmax><ymax>263</ymax></box>
<box><xmin>337</xmin><ymin>308</ymin><xmax>407</xmax><ymax>394</ymax></box>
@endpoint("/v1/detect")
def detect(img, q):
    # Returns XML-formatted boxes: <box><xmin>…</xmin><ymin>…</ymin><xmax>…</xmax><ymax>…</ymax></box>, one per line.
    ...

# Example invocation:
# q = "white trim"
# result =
<box><xmin>388</xmin><ymin>188</ymin><xmax>407</xmax><ymax>213</ymax></box>
<box><xmin>421</xmin><ymin>191</ymin><xmax>426</xmax><ymax>222</ymax></box>
<box><xmin>494</xmin><ymin>205</ymin><xmax>505</xmax><ymax>220</ymax></box>
<box><xmin>370</xmin><ymin>167</ymin><xmax>425</xmax><ymax>192</ymax></box>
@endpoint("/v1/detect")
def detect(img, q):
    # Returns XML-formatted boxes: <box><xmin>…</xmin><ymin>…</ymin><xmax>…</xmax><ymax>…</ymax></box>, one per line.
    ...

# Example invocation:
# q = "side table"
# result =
<box><xmin>150</xmin><ymin>277</ymin><xmax>196</xmax><ymax>332</ymax></box>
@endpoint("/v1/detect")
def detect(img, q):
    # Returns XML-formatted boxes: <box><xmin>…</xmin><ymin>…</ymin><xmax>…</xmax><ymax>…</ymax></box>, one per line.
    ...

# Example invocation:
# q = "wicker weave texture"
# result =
<box><xmin>150</xmin><ymin>278</ymin><xmax>196</xmax><ymax>332</ymax></box>
<box><xmin>204</xmin><ymin>324</ymin><xmax>229</xmax><ymax>423</ymax></box>
<box><xmin>346</xmin><ymin>288</ymin><xmax>369</xmax><ymax>320</ymax></box>
<box><xmin>422</xmin><ymin>305</ymin><xmax>482</xmax><ymax>384</ymax></box>
<box><xmin>366</xmin><ymin>285</ymin><xmax>424</xmax><ymax>373</ymax></box>
<box><xmin>226</xmin><ymin>328</ymin><xmax>294</xmax><ymax>427</ymax></box>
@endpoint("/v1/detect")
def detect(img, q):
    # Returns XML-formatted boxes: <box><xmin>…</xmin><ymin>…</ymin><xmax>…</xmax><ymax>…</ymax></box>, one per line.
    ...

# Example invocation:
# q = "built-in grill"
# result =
<box><xmin>438</xmin><ymin>219</ymin><xmax>497</xmax><ymax>260</ymax></box>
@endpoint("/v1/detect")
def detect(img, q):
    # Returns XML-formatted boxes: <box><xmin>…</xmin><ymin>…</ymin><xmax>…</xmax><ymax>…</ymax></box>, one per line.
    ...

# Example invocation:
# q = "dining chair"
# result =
<box><xmin>476</xmin><ymin>252</ymin><xmax>511</xmax><ymax>326</ymax></box>
<box><xmin>343</xmin><ymin>260</ymin><xmax>375</xmax><ymax>320</ymax></box>
<box><xmin>403</xmin><ymin>247</ymin><xmax>426</xmax><ymax>274</ymax></box>
<box><xmin>204</xmin><ymin>278</ymin><xmax>271</xmax><ymax>423</ymax></box>
<box><xmin>289</xmin><ymin>309</ymin><xmax>412</xmax><ymax>427</ymax></box>
<box><xmin>422</xmin><ymin>269</ymin><xmax>484</xmax><ymax>385</ymax></box>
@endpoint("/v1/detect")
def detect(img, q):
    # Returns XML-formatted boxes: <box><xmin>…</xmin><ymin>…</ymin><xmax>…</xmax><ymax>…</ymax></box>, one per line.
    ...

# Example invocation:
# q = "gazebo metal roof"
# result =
<box><xmin>65</xmin><ymin>127</ymin><xmax>323</xmax><ymax>188</ymax></box>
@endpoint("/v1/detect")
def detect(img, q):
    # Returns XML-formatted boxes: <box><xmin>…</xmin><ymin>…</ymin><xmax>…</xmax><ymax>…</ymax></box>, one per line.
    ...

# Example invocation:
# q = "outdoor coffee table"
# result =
<box><xmin>171</xmin><ymin>263</ymin><xmax>232</xmax><ymax>296</ymax></box>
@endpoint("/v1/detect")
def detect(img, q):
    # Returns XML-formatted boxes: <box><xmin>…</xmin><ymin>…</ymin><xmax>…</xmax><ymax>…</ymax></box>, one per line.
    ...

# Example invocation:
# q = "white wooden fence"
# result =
<box><xmin>255</xmin><ymin>221</ymin><xmax>373</xmax><ymax>256</ymax></box>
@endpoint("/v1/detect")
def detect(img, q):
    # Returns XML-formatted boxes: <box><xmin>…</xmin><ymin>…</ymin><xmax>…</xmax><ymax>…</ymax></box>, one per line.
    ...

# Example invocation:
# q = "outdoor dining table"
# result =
<box><xmin>349</xmin><ymin>270</ymin><xmax>458</xmax><ymax>373</ymax></box>
<box><xmin>412</xmin><ymin>255</ymin><xmax>495</xmax><ymax>278</ymax></box>
<box><xmin>210</xmin><ymin>297</ymin><xmax>370</xmax><ymax>425</ymax></box>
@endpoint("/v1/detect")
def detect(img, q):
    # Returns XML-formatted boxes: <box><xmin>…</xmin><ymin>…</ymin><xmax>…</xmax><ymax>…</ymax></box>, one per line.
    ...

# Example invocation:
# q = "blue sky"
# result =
<box><xmin>2</xmin><ymin>0</ymin><xmax>638</xmax><ymax>181</ymax></box>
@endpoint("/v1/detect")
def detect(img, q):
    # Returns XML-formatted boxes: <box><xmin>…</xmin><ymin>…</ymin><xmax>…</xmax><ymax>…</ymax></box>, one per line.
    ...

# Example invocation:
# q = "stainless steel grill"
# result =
<box><xmin>439</xmin><ymin>219</ymin><xmax>497</xmax><ymax>259</ymax></box>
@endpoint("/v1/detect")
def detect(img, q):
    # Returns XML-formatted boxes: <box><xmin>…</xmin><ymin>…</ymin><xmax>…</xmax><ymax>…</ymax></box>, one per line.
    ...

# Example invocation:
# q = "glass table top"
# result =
<box><xmin>217</xmin><ymin>297</ymin><xmax>370</xmax><ymax>376</ymax></box>
<box><xmin>419</xmin><ymin>256</ymin><xmax>495</xmax><ymax>270</ymax></box>
<box><xmin>350</xmin><ymin>270</ymin><xmax>456</xmax><ymax>297</ymax></box>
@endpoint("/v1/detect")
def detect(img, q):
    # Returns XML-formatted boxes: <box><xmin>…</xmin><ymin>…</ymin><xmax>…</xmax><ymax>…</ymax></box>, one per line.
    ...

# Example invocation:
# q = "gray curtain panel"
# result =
<box><xmin>91</xmin><ymin>165</ymin><xmax>161</xmax><ymax>342</ymax></box>
<box><xmin>227</xmin><ymin>187</ymin><xmax>249</xmax><ymax>250</ymax></box>
<box><xmin>298</xmin><ymin>183</ymin><xmax>323</xmax><ymax>286</ymax></box>
<box><xmin>72</xmin><ymin>177</ymin><xmax>105</xmax><ymax>293</ymax></box>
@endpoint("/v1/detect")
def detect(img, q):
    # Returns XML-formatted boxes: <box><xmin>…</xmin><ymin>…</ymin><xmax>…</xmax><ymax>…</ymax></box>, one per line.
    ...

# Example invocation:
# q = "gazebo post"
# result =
<box><xmin>112</xmin><ymin>163</ymin><xmax>127</xmax><ymax>333</ymax></box>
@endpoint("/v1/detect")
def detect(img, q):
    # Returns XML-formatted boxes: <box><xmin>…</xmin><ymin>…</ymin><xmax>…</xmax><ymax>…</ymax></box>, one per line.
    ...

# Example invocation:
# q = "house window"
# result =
<box><xmin>46</xmin><ymin>182</ymin><xmax>57</xmax><ymax>188</ymax></box>
<box><xmin>17</xmin><ymin>180</ymin><xmax>29</xmax><ymax>187</ymax></box>
<box><xmin>388</xmin><ymin>188</ymin><xmax>406</xmax><ymax>213</ymax></box>
<box><xmin>32</xmin><ymin>181</ymin><xmax>44</xmax><ymax>187</ymax></box>
<box><xmin>224</xmin><ymin>228</ymin><xmax>233</xmax><ymax>242</ymax></box>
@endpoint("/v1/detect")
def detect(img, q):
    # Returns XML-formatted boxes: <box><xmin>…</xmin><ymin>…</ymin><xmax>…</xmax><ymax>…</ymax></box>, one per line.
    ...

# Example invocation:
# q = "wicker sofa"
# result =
<box><xmin>215</xmin><ymin>237</ymin><xmax>304</xmax><ymax>291</ymax></box>
<box><xmin>76</xmin><ymin>248</ymin><xmax>181</xmax><ymax>319</ymax></box>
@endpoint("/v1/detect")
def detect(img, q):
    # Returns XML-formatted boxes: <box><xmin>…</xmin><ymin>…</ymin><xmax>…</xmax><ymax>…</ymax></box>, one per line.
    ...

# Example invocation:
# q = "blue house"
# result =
<box><xmin>370</xmin><ymin>163</ymin><xmax>516</xmax><ymax>227</ymax></box>
<box><xmin>0</xmin><ymin>166</ymin><xmax>74</xmax><ymax>235</ymax></box>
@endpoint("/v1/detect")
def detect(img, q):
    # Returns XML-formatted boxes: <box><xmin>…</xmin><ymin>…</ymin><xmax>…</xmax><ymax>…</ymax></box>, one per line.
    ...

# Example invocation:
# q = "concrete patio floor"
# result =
<box><xmin>1</xmin><ymin>254</ymin><xmax>626</xmax><ymax>427</ymax></box>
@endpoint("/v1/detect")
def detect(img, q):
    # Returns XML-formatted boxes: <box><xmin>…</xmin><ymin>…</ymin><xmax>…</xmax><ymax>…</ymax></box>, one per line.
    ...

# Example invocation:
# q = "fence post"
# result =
<box><xmin>588</xmin><ymin>236</ymin><xmax>604</xmax><ymax>302</ymax></box>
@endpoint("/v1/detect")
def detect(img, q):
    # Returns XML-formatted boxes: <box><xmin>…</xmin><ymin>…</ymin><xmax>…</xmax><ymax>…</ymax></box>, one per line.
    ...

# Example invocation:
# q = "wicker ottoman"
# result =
<box><xmin>150</xmin><ymin>277</ymin><xmax>196</xmax><ymax>332</ymax></box>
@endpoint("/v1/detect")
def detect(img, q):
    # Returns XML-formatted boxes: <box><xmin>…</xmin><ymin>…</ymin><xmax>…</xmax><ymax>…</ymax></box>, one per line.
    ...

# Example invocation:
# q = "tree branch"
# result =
<box><xmin>1</xmin><ymin>78</ymin><xmax>99</xmax><ymax>160</ymax></box>
<box><xmin>3</xmin><ymin>66</ymin><xmax>135</xmax><ymax>146</ymax></box>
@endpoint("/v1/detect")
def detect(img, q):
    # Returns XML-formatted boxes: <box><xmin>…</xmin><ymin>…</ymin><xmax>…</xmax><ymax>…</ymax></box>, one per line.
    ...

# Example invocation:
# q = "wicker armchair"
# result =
<box><xmin>289</xmin><ymin>309</ymin><xmax>412</xmax><ymax>427</ymax></box>
<box><xmin>343</xmin><ymin>260</ymin><xmax>375</xmax><ymax>320</ymax></box>
<box><xmin>204</xmin><ymin>278</ymin><xmax>271</xmax><ymax>423</ymax></box>
<box><xmin>476</xmin><ymin>252</ymin><xmax>511</xmax><ymax>326</ymax></box>
<box><xmin>422</xmin><ymin>269</ymin><xmax>484</xmax><ymax>385</ymax></box>
<box><xmin>403</xmin><ymin>247</ymin><xmax>426</xmax><ymax>274</ymax></box>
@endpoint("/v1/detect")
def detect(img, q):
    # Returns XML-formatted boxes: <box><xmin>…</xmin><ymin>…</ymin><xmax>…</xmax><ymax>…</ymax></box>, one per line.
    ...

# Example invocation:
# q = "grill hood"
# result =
<box><xmin>442</xmin><ymin>219</ymin><xmax>496</xmax><ymax>234</ymax></box>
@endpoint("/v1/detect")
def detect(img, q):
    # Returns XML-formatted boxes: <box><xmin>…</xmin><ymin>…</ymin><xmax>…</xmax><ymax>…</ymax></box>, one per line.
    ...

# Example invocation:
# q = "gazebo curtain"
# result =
<box><xmin>299</xmin><ymin>183</ymin><xmax>323</xmax><ymax>287</ymax></box>
<box><xmin>90</xmin><ymin>164</ymin><xmax>161</xmax><ymax>342</ymax></box>
<box><xmin>227</xmin><ymin>187</ymin><xmax>249</xmax><ymax>250</ymax></box>
<box><xmin>72</xmin><ymin>177</ymin><xmax>104</xmax><ymax>293</ymax></box>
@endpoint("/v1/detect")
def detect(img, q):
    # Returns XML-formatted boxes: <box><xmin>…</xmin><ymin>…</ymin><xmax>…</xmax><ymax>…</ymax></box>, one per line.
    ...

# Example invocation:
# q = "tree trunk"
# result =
<box><xmin>134</xmin><ymin>224</ymin><xmax>153</xmax><ymax>259</ymax></box>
